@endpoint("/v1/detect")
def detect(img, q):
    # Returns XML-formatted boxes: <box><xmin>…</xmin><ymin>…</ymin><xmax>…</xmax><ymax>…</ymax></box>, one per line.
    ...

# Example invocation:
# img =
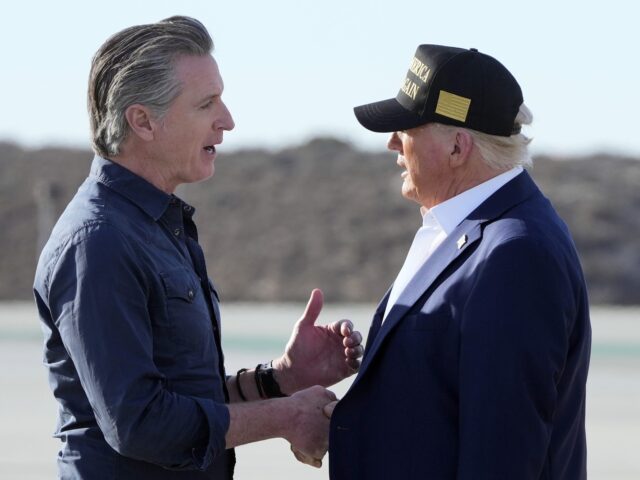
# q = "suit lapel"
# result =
<box><xmin>352</xmin><ymin>171</ymin><xmax>540</xmax><ymax>384</ymax></box>
<box><xmin>387</xmin><ymin>220</ymin><xmax>481</xmax><ymax>325</ymax></box>
<box><xmin>363</xmin><ymin>287</ymin><xmax>391</xmax><ymax>356</ymax></box>
<box><xmin>354</xmin><ymin>219</ymin><xmax>482</xmax><ymax>381</ymax></box>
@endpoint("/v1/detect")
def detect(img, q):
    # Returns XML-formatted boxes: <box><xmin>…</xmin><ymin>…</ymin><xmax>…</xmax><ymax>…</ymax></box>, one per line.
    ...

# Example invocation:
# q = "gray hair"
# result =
<box><xmin>88</xmin><ymin>16</ymin><xmax>213</xmax><ymax>158</ymax></box>
<box><xmin>466</xmin><ymin>104</ymin><xmax>534</xmax><ymax>170</ymax></box>
<box><xmin>433</xmin><ymin>104</ymin><xmax>534</xmax><ymax>170</ymax></box>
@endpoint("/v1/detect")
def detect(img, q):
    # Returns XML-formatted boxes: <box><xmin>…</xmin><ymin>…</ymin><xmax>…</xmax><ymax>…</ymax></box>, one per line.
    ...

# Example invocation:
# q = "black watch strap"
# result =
<box><xmin>255</xmin><ymin>361</ymin><xmax>287</xmax><ymax>398</ymax></box>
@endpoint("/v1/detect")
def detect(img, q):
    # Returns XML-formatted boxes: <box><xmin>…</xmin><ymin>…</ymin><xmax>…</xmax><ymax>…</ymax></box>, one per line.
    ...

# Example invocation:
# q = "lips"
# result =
<box><xmin>203</xmin><ymin>145</ymin><xmax>216</xmax><ymax>154</ymax></box>
<box><xmin>397</xmin><ymin>155</ymin><xmax>408</xmax><ymax>177</ymax></box>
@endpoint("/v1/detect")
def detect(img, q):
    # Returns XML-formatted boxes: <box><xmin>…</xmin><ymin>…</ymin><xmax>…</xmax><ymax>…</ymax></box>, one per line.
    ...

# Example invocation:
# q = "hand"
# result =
<box><xmin>273</xmin><ymin>289</ymin><xmax>364</xmax><ymax>394</ymax></box>
<box><xmin>290</xmin><ymin>398</ymin><xmax>339</xmax><ymax>468</ymax></box>
<box><xmin>323</xmin><ymin>400</ymin><xmax>337</xmax><ymax>419</ymax></box>
<box><xmin>291</xmin><ymin>445</ymin><xmax>322</xmax><ymax>468</ymax></box>
<box><xmin>285</xmin><ymin>386</ymin><xmax>337</xmax><ymax>467</ymax></box>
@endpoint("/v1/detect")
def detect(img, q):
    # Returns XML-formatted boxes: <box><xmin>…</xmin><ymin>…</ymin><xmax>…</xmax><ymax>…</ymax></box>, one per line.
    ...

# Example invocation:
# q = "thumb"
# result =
<box><xmin>323</xmin><ymin>400</ymin><xmax>338</xmax><ymax>419</ymax></box>
<box><xmin>298</xmin><ymin>288</ymin><xmax>323</xmax><ymax>327</ymax></box>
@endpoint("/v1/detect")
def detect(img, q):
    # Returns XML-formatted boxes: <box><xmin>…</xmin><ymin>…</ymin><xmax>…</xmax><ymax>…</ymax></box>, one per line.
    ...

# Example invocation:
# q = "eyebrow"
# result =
<box><xmin>197</xmin><ymin>85</ymin><xmax>224</xmax><ymax>103</ymax></box>
<box><xmin>196</xmin><ymin>93</ymin><xmax>219</xmax><ymax>104</ymax></box>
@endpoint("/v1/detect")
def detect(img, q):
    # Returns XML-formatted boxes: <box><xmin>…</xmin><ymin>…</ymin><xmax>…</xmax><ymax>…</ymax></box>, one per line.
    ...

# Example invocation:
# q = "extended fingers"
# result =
<box><xmin>345</xmin><ymin>344</ymin><xmax>364</xmax><ymax>359</ymax></box>
<box><xmin>343</xmin><ymin>328</ymin><xmax>364</xmax><ymax>363</ymax></box>
<box><xmin>327</xmin><ymin>319</ymin><xmax>350</xmax><ymax>337</ymax></box>
<box><xmin>339</xmin><ymin>319</ymin><xmax>353</xmax><ymax>337</ymax></box>
<box><xmin>343</xmin><ymin>329</ymin><xmax>363</xmax><ymax>348</ymax></box>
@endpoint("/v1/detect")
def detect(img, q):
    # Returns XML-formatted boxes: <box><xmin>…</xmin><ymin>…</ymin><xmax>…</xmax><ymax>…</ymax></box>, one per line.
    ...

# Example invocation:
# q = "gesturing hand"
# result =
<box><xmin>273</xmin><ymin>289</ymin><xmax>363</xmax><ymax>394</ymax></box>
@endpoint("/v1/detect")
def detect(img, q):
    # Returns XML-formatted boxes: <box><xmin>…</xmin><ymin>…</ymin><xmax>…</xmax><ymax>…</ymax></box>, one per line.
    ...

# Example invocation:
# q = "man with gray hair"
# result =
<box><xmin>33</xmin><ymin>16</ymin><xmax>363</xmax><ymax>479</ymax></box>
<box><xmin>328</xmin><ymin>45</ymin><xmax>591</xmax><ymax>479</ymax></box>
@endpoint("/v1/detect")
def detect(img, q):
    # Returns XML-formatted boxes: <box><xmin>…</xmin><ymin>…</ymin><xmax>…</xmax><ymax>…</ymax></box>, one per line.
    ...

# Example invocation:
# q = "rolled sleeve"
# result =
<box><xmin>192</xmin><ymin>397</ymin><xmax>230</xmax><ymax>469</ymax></box>
<box><xmin>46</xmin><ymin>222</ymin><xmax>228</xmax><ymax>470</ymax></box>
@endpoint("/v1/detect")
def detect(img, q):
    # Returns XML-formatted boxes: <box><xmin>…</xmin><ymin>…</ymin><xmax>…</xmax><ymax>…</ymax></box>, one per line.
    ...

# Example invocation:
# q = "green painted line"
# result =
<box><xmin>3</xmin><ymin>331</ymin><xmax>640</xmax><ymax>358</ymax></box>
<box><xmin>0</xmin><ymin>331</ymin><xmax>43</xmax><ymax>342</ymax></box>
<box><xmin>591</xmin><ymin>343</ymin><xmax>640</xmax><ymax>357</ymax></box>
<box><xmin>0</xmin><ymin>330</ymin><xmax>287</xmax><ymax>351</ymax></box>
<box><xmin>222</xmin><ymin>336</ymin><xmax>286</xmax><ymax>352</ymax></box>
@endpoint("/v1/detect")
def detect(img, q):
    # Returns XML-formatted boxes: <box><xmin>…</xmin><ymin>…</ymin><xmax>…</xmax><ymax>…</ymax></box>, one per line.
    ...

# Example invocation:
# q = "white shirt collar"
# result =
<box><xmin>426</xmin><ymin>167</ymin><xmax>523</xmax><ymax>235</ymax></box>
<box><xmin>421</xmin><ymin>208</ymin><xmax>442</xmax><ymax>230</ymax></box>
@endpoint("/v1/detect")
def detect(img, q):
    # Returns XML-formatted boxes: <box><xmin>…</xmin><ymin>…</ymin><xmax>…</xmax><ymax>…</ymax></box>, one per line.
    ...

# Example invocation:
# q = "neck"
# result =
<box><xmin>421</xmin><ymin>158</ymin><xmax>510</xmax><ymax>210</ymax></box>
<box><xmin>111</xmin><ymin>145</ymin><xmax>176</xmax><ymax>194</ymax></box>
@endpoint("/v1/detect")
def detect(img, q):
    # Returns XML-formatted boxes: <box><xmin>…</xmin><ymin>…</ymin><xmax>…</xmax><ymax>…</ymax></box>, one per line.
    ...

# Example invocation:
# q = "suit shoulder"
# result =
<box><xmin>477</xmin><ymin>206</ymin><xmax>586</xmax><ymax>290</ymax></box>
<box><xmin>484</xmin><ymin>193</ymin><xmax>576</xmax><ymax>251</ymax></box>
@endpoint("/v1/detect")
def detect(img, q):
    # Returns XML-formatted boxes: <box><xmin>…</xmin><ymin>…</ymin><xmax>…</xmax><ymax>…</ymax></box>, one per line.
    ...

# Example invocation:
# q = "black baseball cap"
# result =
<box><xmin>354</xmin><ymin>44</ymin><xmax>523</xmax><ymax>136</ymax></box>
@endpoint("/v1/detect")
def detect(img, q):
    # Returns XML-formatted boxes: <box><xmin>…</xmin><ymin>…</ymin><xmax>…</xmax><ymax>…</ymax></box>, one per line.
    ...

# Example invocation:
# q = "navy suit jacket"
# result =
<box><xmin>329</xmin><ymin>171</ymin><xmax>591</xmax><ymax>479</ymax></box>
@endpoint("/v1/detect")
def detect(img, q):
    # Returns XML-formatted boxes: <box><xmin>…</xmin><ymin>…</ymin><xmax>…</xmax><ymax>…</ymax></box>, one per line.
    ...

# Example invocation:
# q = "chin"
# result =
<box><xmin>197</xmin><ymin>161</ymin><xmax>215</xmax><ymax>181</ymax></box>
<box><xmin>401</xmin><ymin>183</ymin><xmax>415</xmax><ymax>199</ymax></box>
<box><xmin>198</xmin><ymin>168</ymin><xmax>215</xmax><ymax>182</ymax></box>
<box><xmin>185</xmin><ymin>168</ymin><xmax>214</xmax><ymax>186</ymax></box>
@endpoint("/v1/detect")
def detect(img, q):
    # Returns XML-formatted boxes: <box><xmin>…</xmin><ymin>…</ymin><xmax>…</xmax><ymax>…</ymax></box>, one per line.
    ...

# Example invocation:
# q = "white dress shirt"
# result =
<box><xmin>383</xmin><ymin>166</ymin><xmax>523</xmax><ymax>320</ymax></box>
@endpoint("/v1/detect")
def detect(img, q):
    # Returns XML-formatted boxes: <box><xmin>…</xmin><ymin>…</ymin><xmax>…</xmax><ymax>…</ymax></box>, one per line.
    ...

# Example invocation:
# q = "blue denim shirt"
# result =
<box><xmin>33</xmin><ymin>156</ymin><xmax>234</xmax><ymax>479</ymax></box>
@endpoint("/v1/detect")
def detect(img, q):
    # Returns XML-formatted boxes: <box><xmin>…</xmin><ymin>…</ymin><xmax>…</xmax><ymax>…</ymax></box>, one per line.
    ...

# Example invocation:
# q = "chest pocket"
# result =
<box><xmin>404</xmin><ymin>312</ymin><xmax>451</xmax><ymax>361</ymax></box>
<box><xmin>159</xmin><ymin>267</ymin><xmax>212</xmax><ymax>350</ymax></box>
<box><xmin>408</xmin><ymin>312</ymin><xmax>450</xmax><ymax>331</ymax></box>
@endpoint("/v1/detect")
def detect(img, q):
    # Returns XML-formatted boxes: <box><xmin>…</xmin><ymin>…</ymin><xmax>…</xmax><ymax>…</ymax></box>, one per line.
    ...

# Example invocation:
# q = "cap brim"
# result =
<box><xmin>354</xmin><ymin>98</ymin><xmax>428</xmax><ymax>133</ymax></box>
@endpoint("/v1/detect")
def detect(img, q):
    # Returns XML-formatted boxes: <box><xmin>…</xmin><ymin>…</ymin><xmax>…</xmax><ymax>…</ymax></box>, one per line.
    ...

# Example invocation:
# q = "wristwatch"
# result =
<box><xmin>255</xmin><ymin>361</ymin><xmax>287</xmax><ymax>398</ymax></box>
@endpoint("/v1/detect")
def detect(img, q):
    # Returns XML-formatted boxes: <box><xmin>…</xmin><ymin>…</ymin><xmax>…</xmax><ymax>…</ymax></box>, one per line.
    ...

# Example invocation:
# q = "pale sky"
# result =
<box><xmin>2</xmin><ymin>0</ymin><xmax>639</xmax><ymax>157</ymax></box>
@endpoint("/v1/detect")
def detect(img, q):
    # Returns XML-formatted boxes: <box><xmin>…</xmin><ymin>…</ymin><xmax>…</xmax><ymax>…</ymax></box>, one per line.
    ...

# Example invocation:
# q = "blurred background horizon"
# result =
<box><xmin>1</xmin><ymin>0</ymin><xmax>640</xmax><ymax>157</ymax></box>
<box><xmin>2</xmin><ymin>0</ymin><xmax>638</xmax><ymax>307</ymax></box>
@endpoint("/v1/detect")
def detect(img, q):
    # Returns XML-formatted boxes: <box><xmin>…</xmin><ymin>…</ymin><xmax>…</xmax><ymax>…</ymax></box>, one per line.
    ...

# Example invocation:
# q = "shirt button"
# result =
<box><xmin>173</xmin><ymin>228</ymin><xmax>181</xmax><ymax>236</ymax></box>
<box><xmin>187</xmin><ymin>289</ymin><xmax>195</xmax><ymax>300</ymax></box>
<box><xmin>183</xmin><ymin>205</ymin><xmax>192</xmax><ymax>212</ymax></box>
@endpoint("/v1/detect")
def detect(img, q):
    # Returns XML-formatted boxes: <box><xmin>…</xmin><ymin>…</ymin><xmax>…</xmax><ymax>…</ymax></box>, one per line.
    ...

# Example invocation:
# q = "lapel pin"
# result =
<box><xmin>457</xmin><ymin>234</ymin><xmax>468</xmax><ymax>250</ymax></box>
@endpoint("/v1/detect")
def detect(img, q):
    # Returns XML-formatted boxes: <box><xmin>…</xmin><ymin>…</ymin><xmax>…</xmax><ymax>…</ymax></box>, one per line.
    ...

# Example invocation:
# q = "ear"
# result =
<box><xmin>124</xmin><ymin>104</ymin><xmax>156</xmax><ymax>142</ymax></box>
<box><xmin>449</xmin><ymin>130</ymin><xmax>474</xmax><ymax>168</ymax></box>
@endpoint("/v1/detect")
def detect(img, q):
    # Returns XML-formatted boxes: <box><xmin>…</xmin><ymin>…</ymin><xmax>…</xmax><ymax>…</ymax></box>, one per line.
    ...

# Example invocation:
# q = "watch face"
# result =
<box><xmin>257</xmin><ymin>364</ymin><xmax>286</xmax><ymax>398</ymax></box>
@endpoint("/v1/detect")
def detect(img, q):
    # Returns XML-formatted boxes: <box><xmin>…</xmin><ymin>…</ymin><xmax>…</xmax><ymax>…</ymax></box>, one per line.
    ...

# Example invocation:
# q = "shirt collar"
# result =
<box><xmin>428</xmin><ymin>166</ymin><xmax>524</xmax><ymax>234</ymax></box>
<box><xmin>90</xmin><ymin>155</ymin><xmax>175</xmax><ymax>221</ymax></box>
<box><xmin>421</xmin><ymin>208</ymin><xmax>443</xmax><ymax>231</ymax></box>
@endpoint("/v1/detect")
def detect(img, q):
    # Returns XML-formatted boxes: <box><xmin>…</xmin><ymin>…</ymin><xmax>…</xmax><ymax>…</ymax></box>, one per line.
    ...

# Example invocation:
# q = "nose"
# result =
<box><xmin>216</xmin><ymin>101</ymin><xmax>235</xmax><ymax>131</ymax></box>
<box><xmin>387</xmin><ymin>131</ymin><xmax>402</xmax><ymax>153</ymax></box>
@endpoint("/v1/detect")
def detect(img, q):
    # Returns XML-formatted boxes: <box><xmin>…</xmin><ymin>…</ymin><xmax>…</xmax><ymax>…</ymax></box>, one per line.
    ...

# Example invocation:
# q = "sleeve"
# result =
<box><xmin>46</xmin><ymin>223</ymin><xmax>229</xmax><ymax>470</ymax></box>
<box><xmin>457</xmin><ymin>235</ymin><xmax>574</xmax><ymax>479</ymax></box>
